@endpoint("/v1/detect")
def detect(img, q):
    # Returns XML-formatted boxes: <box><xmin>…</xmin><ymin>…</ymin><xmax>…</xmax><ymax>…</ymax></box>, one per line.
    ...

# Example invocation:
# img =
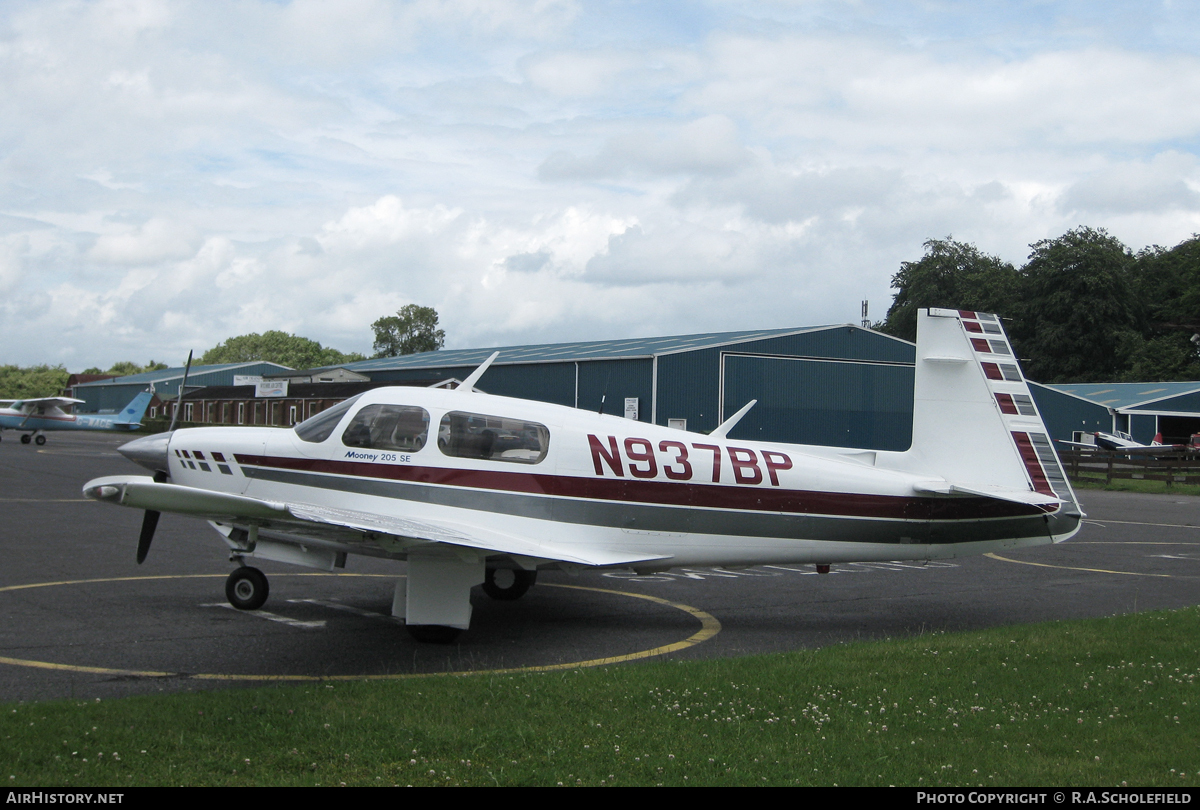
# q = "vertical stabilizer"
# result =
<box><xmin>897</xmin><ymin>308</ymin><xmax>1080</xmax><ymax>515</ymax></box>
<box><xmin>116</xmin><ymin>391</ymin><xmax>154</xmax><ymax>425</ymax></box>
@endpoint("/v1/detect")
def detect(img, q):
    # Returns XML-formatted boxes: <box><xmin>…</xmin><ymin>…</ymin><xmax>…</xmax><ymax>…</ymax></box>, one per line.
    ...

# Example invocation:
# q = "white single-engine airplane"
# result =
<box><xmin>1</xmin><ymin>391</ymin><xmax>153</xmax><ymax>445</ymax></box>
<box><xmin>84</xmin><ymin>310</ymin><xmax>1082</xmax><ymax>642</ymax></box>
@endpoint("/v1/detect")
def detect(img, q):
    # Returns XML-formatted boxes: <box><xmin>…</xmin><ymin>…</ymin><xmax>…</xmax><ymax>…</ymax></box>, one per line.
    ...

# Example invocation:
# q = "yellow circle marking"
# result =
<box><xmin>0</xmin><ymin>573</ymin><xmax>721</xmax><ymax>681</ymax></box>
<box><xmin>985</xmin><ymin>552</ymin><xmax>1177</xmax><ymax>578</ymax></box>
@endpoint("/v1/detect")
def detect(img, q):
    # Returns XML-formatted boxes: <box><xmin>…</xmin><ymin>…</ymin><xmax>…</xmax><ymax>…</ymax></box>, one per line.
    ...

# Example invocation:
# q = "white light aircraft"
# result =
<box><xmin>1</xmin><ymin>391</ymin><xmax>153</xmax><ymax>445</ymax></box>
<box><xmin>1059</xmin><ymin>430</ymin><xmax>1176</xmax><ymax>452</ymax></box>
<box><xmin>83</xmin><ymin>310</ymin><xmax>1082</xmax><ymax>642</ymax></box>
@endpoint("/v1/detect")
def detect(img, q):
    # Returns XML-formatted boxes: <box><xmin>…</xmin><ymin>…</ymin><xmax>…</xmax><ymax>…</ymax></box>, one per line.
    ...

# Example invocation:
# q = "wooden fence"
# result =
<box><xmin>1056</xmin><ymin>446</ymin><xmax>1200</xmax><ymax>486</ymax></box>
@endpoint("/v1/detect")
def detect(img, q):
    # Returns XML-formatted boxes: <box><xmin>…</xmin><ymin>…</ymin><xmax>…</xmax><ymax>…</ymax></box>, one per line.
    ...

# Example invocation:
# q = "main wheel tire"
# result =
<box><xmin>482</xmin><ymin>568</ymin><xmax>537</xmax><ymax>601</ymax></box>
<box><xmin>406</xmin><ymin>624</ymin><xmax>462</xmax><ymax>644</ymax></box>
<box><xmin>20</xmin><ymin>434</ymin><xmax>31</xmax><ymax>444</ymax></box>
<box><xmin>34</xmin><ymin>435</ymin><xmax>45</xmax><ymax>446</ymax></box>
<box><xmin>225</xmin><ymin>566</ymin><xmax>269</xmax><ymax>610</ymax></box>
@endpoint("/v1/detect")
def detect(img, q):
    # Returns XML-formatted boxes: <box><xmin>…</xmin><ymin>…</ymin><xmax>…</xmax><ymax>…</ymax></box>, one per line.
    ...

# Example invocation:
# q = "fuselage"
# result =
<box><xmin>0</xmin><ymin>410</ymin><xmax>140</xmax><ymax>432</ymax></box>
<box><xmin>160</xmin><ymin>385</ymin><xmax>1080</xmax><ymax>570</ymax></box>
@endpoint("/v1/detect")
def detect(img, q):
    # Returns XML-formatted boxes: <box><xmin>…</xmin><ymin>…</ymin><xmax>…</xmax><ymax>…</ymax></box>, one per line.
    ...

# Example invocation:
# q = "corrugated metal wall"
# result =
<box><xmin>654</xmin><ymin>327</ymin><xmax>916</xmax><ymax>443</ymax></box>
<box><xmin>721</xmin><ymin>356</ymin><xmax>915</xmax><ymax>450</ymax></box>
<box><xmin>1026</xmin><ymin>385</ymin><xmax>1110</xmax><ymax>443</ymax></box>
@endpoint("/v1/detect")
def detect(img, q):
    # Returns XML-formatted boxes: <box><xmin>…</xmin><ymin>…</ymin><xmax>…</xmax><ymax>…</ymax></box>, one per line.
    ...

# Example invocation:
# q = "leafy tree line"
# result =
<box><xmin>199</xmin><ymin>305</ymin><xmax>445</xmax><ymax>367</ymax></box>
<box><xmin>199</xmin><ymin>332</ymin><xmax>366</xmax><ymax>368</ymax></box>
<box><xmin>879</xmin><ymin>228</ymin><xmax>1200</xmax><ymax>383</ymax></box>
<box><xmin>0</xmin><ymin>365</ymin><xmax>70</xmax><ymax>399</ymax></box>
<box><xmin>2</xmin><ymin>304</ymin><xmax>444</xmax><ymax>398</ymax></box>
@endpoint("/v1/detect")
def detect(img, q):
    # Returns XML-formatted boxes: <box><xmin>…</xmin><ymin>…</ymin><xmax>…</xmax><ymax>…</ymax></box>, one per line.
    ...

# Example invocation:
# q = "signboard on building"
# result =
<box><xmin>624</xmin><ymin>397</ymin><xmax>639</xmax><ymax>420</ymax></box>
<box><xmin>256</xmin><ymin>380</ymin><xmax>288</xmax><ymax>398</ymax></box>
<box><xmin>233</xmin><ymin>375</ymin><xmax>263</xmax><ymax>387</ymax></box>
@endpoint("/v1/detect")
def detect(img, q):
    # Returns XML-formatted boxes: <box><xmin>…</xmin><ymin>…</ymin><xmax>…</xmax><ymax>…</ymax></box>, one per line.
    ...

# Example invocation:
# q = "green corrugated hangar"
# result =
<box><xmin>344</xmin><ymin>325</ymin><xmax>917</xmax><ymax>450</ymax></box>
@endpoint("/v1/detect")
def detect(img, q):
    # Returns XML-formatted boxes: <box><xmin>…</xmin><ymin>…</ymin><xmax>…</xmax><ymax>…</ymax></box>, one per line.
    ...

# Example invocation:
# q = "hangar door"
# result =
<box><xmin>720</xmin><ymin>354</ymin><xmax>914</xmax><ymax>451</ymax></box>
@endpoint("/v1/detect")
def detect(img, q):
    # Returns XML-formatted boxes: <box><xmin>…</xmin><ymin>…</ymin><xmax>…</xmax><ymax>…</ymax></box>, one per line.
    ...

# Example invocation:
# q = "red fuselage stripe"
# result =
<box><xmin>233</xmin><ymin>454</ymin><xmax>1045</xmax><ymax>521</ymax></box>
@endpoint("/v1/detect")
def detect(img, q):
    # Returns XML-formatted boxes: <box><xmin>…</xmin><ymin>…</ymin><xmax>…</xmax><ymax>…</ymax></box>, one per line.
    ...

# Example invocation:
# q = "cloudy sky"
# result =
<box><xmin>2</xmin><ymin>0</ymin><xmax>1199</xmax><ymax>369</ymax></box>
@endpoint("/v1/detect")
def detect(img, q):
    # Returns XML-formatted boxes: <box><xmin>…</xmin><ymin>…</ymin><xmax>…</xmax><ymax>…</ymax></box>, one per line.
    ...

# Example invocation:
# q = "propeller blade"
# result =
<box><xmin>136</xmin><ymin>509</ymin><xmax>160</xmax><ymax>564</ymax></box>
<box><xmin>167</xmin><ymin>350</ymin><xmax>193</xmax><ymax>433</ymax></box>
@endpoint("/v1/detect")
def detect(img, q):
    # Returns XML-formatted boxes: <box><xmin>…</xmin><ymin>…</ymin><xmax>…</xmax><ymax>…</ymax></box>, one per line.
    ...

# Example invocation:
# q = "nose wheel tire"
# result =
<box><xmin>482</xmin><ymin>567</ymin><xmax>537</xmax><ymax>601</ymax></box>
<box><xmin>225</xmin><ymin>566</ymin><xmax>269</xmax><ymax>610</ymax></box>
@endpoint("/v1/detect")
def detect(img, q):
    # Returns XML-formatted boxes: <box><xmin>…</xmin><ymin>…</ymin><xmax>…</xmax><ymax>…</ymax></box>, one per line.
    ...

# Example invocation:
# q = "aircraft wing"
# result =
<box><xmin>11</xmin><ymin>396</ymin><xmax>85</xmax><ymax>409</ymax></box>
<box><xmin>83</xmin><ymin>475</ymin><xmax>668</xmax><ymax>568</ymax></box>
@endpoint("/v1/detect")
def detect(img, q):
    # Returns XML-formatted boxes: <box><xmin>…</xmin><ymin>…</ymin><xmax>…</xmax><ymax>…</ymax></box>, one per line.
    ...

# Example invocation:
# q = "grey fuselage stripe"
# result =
<box><xmin>241</xmin><ymin>465</ymin><xmax>1073</xmax><ymax>546</ymax></box>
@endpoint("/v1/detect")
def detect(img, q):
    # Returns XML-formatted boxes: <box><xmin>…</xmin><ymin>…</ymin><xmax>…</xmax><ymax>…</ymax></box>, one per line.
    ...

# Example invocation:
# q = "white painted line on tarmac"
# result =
<box><xmin>200</xmin><ymin>602</ymin><xmax>326</xmax><ymax>629</ymax></box>
<box><xmin>287</xmin><ymin>598</ymin><xmax>401</xmax><ymax>623</ymax></box>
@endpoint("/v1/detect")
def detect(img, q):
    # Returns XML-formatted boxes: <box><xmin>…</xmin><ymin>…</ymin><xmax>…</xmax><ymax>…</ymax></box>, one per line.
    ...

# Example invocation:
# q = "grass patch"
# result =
<box><xmin>3</xmin><ymin>608</ymin><xmax>1199</xmax><ymax>787</ymax></box>
<box><xmin>1069</xmin><ymin>477</ymin><xmax>1200</xmax><ymax>496</ymax></box>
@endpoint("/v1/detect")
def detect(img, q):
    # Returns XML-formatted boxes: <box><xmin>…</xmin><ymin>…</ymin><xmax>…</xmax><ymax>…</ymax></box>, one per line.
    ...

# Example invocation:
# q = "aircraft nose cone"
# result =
<box><xmin>119</xmin><ymin>432</ymin><xmax>171</xmax><ymax>475</ymax></box>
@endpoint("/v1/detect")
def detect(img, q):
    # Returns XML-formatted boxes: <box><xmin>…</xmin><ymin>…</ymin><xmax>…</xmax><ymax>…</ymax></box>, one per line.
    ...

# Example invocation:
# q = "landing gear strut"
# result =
<box><xmin>225</xmin><ymin>566</ymin><xmax>269</xmax><ymax>610</ymax></box>
<box><xmin>482</xmin><ymin>567</ymin><xmax>537</xmax><ymax>601</ymax></box>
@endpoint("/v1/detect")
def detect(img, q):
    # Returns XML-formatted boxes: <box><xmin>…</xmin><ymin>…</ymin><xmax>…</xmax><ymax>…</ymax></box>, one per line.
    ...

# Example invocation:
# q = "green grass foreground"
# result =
<box><xmin>1070</xmin><ymin>477</ymin><xmax>1200</xmax><ymax>496</ymax></box>
<box><xmin>3</xmin><ymin>608</ymin><xmax>1198</xmax><ymax>787</ymax></box>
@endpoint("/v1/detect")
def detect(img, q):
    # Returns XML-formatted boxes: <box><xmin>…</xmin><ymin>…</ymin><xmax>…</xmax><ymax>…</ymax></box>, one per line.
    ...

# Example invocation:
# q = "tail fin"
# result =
<box><xmin>897</xmin><ymin>308</ymin><xmax>1081</xmax><ymax>515</ymax></box>
<box><xmin>116</xmin><ymin>391</ymin><xmax>154</xmax><ymax>425</ymax></box>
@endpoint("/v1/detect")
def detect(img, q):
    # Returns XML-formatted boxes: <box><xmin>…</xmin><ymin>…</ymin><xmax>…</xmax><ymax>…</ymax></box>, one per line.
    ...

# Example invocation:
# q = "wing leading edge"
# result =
<box><xmin>82</xmin><ymin>475</ymin><xmax>668</xmax><ymax>568</ymax></box>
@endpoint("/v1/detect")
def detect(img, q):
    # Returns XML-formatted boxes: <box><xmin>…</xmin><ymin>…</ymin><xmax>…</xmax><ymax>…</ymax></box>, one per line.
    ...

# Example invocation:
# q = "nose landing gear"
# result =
<box><xmin>225</xmin><ymin>566</ymin><xmax>269</xmax><ymax>610</ymax></box>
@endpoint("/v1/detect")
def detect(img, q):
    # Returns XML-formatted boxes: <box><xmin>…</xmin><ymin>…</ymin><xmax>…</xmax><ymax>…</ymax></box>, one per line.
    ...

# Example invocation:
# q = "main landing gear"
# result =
<box><xmin>482</xmin><ymin>567</ymin><xmax>537</xmax><ymax>601</ymax></box>
<box><xmin>19</xmin><ymin>433</ymin><xmax>45</xmax><ymax>445</ymax></box>
<box><xmin>225</xmin><ymin>566</ymin><xmax>269</xmax><ymax>610</ymax></box>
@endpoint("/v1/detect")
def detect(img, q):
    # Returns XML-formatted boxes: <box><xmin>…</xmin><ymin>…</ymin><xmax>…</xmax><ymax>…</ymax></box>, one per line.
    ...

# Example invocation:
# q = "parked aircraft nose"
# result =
<box><xmin>119</xmin><ymin>432</ymin><xmax>171</xmax><ymax>475</ymax></box>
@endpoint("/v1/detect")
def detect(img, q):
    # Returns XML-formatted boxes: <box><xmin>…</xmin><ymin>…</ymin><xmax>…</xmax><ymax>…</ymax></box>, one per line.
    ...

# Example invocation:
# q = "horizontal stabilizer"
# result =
<box><xmin>912</xmin><ymin>480</ymin><xmax>1062</xmax><ymax>509</ymax></box>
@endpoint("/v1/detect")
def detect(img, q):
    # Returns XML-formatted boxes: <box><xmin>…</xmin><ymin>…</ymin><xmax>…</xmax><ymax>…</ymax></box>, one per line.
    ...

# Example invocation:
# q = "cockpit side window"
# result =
<box><xmin>293</xmin><ymin>394</ymin><xmax>363</xmax><ymax>443</ymax></box>
<box><xmin>437</xmin><ymin>411</ymin><xmax>549</xmax><ymax>464</ymax></box>
<box><xmin>341</xmin><ymin>404</ymin><xmax>430</xmax><ymax>451</ymax></box>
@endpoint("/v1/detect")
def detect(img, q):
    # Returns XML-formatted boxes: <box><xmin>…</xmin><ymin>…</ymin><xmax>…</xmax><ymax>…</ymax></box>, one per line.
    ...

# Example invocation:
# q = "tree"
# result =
<box><xmin>199</xmin><ymin>332</ymin><xmax>365</xmax><ymax>370</ymax></box>
<box><xmin>880</xmin><ymin>238</ymin><xmax>1019</xmax><ymax>342</ymax></box>
<box><xmin>371</xmin><ymin>305</ymin><xmax>446</xmax><ymax>358</ymax></box>
<box><xmin>1010</xmin><ymin>227</ymin><xmax>1142</xmax><ymax>383</ymax></box>
<box><xmin>1122</xmin><ymin>236</ymin><xmax>1200</xmax><ymax>380</ymax></box>
<box><xmin>83</xmin><ymin>360</ymin><xmax>169</xmax><ymax>376</ymax></box>
<box><xmin>0</xmin><ymin>365</ymin><xmax>69</xmax><ymax>399</ymax></box>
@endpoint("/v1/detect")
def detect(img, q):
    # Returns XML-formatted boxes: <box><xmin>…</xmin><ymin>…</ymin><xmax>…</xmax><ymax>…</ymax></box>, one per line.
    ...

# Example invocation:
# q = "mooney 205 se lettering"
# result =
<box><xmin>1</xmin><ymin>391</ymin><xmax>152</xmax><ymax>445</ymax></box>
<box><xmin>84</xmin><ymin>310</ymin><xmax>1082</xmax><ymax>642</ymax></box>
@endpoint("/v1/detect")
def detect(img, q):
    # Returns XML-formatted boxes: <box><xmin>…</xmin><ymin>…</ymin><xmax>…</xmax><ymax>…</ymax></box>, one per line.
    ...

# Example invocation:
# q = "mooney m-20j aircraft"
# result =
<box><xmin>1</xmin><ymin>391</ymin><xmax>153</xmax><ymax>445</ymax></box>
<box><xmin>84</xmin><ymin>310</ymin><xmax>1082</xmax><ymax>642</ymax></box>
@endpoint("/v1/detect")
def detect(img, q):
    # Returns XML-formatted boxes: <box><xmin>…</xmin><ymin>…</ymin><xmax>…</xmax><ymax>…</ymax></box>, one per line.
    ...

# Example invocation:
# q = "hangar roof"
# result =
<box><xmin>347</xmin><ymin>325</ymin><xmax>865</xmax><ymax>372</ymax></box>
<box><xmin>72</xmin><ymin>361</ymin><xmax>294</xmax><ymax>387</ymax></box>
<box><xmin>1045</xmin><ymin>382</ymin><xmax>1200</xmax><ymax>410</ymax></box>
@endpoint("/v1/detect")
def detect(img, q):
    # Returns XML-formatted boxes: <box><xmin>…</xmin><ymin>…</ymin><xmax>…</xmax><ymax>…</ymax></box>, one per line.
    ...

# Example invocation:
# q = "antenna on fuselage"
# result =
<box><xmin>597</xmin><ymin>368</ymin><xmax>612</xmax><ymax>415</ymax></box>
<box><xmin>709</xmin><ymin>399</ymin><xmax>757</xmax><ymax>440</ymax></box>
<box><xmin>457</xmin><ymin>351</ymin><xmax>499</xmax><ymax>393</ymax></box>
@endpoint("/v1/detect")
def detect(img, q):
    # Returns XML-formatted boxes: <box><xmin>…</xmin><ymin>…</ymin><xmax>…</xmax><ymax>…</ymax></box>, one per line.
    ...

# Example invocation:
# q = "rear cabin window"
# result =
<box><xmin>294</xmin><ymin>394</ymin><xmax>363</xmax><ymax>443</ymax></box>
<box><xmin>437</xmin><ymin>411</ymin><xmax>549</xmax><ymax>464</ymax></box>
<box><xmin>341</xmin><ymin>404</ymin><xmax>430</xmax><ymax>452</ymax></box>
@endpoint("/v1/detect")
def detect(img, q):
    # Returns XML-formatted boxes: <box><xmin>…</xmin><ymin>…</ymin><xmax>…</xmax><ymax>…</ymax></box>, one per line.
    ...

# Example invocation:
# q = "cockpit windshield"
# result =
<box><xmin>294</xmin><ymin>394</ymin><xmax>364</xmax><ymax>443</ymax></box>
